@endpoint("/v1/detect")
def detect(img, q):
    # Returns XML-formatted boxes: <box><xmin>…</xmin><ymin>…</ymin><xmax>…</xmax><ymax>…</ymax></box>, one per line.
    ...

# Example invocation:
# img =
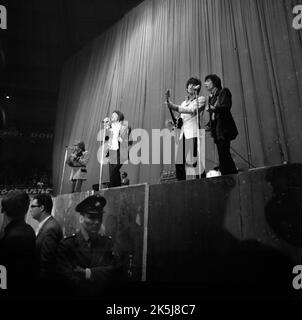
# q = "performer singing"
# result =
<box><xmin>165</xmin><ymin>77</ymin><xmax>206</xmax><ymax>180</ymax></box>
<box><xmin>67</xmin><ymin>141</ymin><xmax>89</xmax><ymax>193</ymax></box>
<box><xmin>204</xmin><ymin>74</ymin><xmax>238</xmax><ymax>175</ymax></box>
<box><xmin>104</xmin><ymin>111</ymin><xmax>130</xmax><ymax>188</ymax></box>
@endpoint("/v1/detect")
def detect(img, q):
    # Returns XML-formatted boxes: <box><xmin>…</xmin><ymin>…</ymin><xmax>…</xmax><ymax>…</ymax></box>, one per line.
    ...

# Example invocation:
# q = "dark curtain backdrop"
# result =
<box><xmin>53</xmin><ymin>0</ymin><xmax>302</xmax><ymax>194</ymax></box>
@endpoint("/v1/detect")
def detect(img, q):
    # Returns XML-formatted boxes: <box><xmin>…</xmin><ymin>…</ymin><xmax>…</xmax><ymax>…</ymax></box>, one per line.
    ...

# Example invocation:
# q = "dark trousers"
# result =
<box><xmin>215</xmin><ymin>139</ymin><xmax>238</xmax><ymax>175</ymax></box>
<box><xmin>109</xmin><ymin>149</ymin><xmax>122</xmax><ymax>187</ymax></box>
<box><xmin>175</xmin><ymin>137</ymin><xmax>206</xmax><ymax>181</ymax></box>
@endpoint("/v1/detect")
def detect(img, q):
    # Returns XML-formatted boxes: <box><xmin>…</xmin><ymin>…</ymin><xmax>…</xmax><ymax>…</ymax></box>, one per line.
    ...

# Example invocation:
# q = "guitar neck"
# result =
<box><xmin>169</xmin><ymin>107</ymin><xmax>177</xmax><ymax>125</ymax></box>
<box><xmin>166</xmin><ymin>90</ymin><xmax>178</xmax><ymax>126</ymax></box>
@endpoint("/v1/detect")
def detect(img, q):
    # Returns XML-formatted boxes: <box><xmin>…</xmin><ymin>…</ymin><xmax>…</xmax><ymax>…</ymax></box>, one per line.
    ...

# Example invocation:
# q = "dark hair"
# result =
<box><xmin>34</xmin><ymin>194</ymin><xmax>53</xmax><ymax>214</ymax></box>
<box><xmin>204</xmin><ymin>74</ymin><xmax>222</xmax><ymax>90</ymax></box>
<box><xmin>1</xmin><ymin>190</ymin><xmax>30</xmax><ymax>219</ymax></box>
<box><xmin>74</xmin><ymin>140</ymin><xmax>85</xmax><ymax>151</ymax></box>
<box><xmin>121</xmin><ymin>171</ymin><xmax>128</xmax><ymax>177</ymax></box>
<box><xmin>186</xmin><ymin>77</ymin><xmax>202</xmax><ymax>94</ymax></box>
<box><xmin>112</xmin><ymin>110</ymin><xmax>124</xmax><ymax>122</ymax></box>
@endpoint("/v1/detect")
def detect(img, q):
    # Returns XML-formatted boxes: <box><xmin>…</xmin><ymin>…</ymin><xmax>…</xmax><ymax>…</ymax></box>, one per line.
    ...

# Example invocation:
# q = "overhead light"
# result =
<box><xmin>5</xmin><ymin>95</ymin><xmax>10</xmax><ymax>99</ymax></box>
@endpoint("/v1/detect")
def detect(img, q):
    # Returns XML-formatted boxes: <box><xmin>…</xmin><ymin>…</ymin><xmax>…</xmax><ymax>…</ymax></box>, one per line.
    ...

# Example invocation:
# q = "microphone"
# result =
<box><xmin>193</xmin><ymin>85</ymin><xmax>200</xmax><ymax>90</ymax></box>
<box><xmin>102</xmin><ymin>117</ymin><xmax>111</xmax><ymax>130</ymax></box>
<box><xmin>102</xmin><ymin>117</ymin><xmax>110</xmax><ymax>123</ymax></box>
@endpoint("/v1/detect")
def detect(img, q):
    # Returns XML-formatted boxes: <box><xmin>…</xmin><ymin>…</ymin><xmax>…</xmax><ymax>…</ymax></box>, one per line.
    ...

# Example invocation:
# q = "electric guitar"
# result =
<box><xmin>66</xmin><ymin>149</ymin><xmax>83</xmax><ymax>167</ymax></box>
<box><xmin>165</xmin><ymin>89</ymin><xmax>183</xmax><ymax>129</ymax></box>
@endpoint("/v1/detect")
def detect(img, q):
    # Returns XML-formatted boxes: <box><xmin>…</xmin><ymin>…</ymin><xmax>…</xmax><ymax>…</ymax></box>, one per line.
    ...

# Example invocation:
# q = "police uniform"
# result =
<box><xmin>56</xmin><ymin>194</ymin><xmax>118</xmax><ymax>298</ymax></box>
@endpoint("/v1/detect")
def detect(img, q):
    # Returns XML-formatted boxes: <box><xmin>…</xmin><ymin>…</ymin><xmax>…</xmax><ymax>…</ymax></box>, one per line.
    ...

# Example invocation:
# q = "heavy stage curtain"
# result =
<box><xmin>53</xmin><ymin>0</ymin><xmax>302</xmax><ymax>194</ymax></box>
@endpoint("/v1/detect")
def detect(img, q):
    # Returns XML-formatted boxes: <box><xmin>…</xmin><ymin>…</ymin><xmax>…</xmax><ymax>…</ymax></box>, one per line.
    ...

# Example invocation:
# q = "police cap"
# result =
<box><xmin>75</xmin><ymin>194</ymin><xmax>106</xmax><ymax>215</ymax></box>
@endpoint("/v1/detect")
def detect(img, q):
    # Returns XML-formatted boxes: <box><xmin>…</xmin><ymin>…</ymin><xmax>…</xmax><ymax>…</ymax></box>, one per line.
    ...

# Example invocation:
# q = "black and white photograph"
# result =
<box><xmin>0</xmin><ymin>0</ymin><xmax>302</xmax><ymax>309</ymax></box>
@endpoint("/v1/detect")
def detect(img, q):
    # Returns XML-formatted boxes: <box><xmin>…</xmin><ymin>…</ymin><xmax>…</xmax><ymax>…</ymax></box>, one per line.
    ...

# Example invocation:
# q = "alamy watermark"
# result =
<box><xmin>293</xmin><ymin>5</ymin><xmax>302</xmax><ymax>29</ymax></box>
<box><xmin>292</xmin><ymin>265</ymin><xmax>302</xmax><ymax>290</ymax></box>
<box><xmin>97</xmin><ymin>125</ymin><xmax>206</xmax><ymax>175</ymax></box>
<box><xmin>0</xmin><ymin>265</ymin><xmax>7</xmax><ymax>289</ymax></box>
<box><xmin>0</xmin><ymin>4</ymin><xmax>7</xmax><ymax>30</ymax></box>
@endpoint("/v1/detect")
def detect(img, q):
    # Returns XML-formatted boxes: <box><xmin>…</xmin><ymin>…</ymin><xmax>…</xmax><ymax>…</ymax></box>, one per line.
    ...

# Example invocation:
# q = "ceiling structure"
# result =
<box><xmin>0</xmin><ymin>0</ymin><xmax>143</xmax><ymax>186</ymax></box>
<box><xmin>0</xmin><ymin>0</ymin><xmax>144</xmax><ymax>124</ymax></box>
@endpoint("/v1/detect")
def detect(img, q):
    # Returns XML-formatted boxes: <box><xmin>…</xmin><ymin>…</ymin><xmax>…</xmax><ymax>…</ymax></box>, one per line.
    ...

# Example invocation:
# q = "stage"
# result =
<box><xmin>1</xmin><ymin>163</ymin><xmax>301</xmax><ymax>299</ymax></box>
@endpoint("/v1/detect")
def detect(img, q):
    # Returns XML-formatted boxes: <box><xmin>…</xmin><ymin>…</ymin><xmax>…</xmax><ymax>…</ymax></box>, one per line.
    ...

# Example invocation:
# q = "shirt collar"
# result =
<box><xmin>186</xmin><ymin>93</ymin><xmax>197</xmax><ymax>100</ymax></box>
<box><xmin>211</xmin><ymin>87</ymin><xmax>219</xmax><ymax>97</ymax></box>
<box><xmin>36</xmin><ymin>215</ymin><xmax>52</xmax><ymax>236</ymax></box>
<box><xmin>112</xmin><ymin>121</ymin><xmax>121</xmax><ymax>128</ymax></box>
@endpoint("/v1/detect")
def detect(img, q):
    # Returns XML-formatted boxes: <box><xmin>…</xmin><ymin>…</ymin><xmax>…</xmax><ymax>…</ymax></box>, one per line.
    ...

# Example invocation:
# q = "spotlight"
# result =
<box><xmin>5</xmin><ymin>95</ymin><xmax>10</xmax><ymax>99</ymax></box>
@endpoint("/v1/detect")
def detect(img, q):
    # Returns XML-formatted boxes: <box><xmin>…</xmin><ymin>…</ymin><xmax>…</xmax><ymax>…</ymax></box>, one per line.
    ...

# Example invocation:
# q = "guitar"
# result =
<box><xmin>165</xmin><ymin>89</ymin><xmax>183</xmax><ymax>129</ymax></box>
<box><xmin>66</xmin><ymin>149</ymin><xmax>83</xmax><ymax>167</ymax></box>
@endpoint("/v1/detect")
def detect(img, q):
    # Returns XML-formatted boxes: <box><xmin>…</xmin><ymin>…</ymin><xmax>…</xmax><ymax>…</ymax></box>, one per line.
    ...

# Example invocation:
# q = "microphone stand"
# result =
<box><xmin>59</xmin><ymin>146</ymin><xmax>69</xmax><ymax>194</ymax></box>
<box><xmin>230</xmin><ymin>146</ymin><xmax>256</xmax><ymax>168</ymax></box>
<box><xmin>194</xmin><ymin>89</ymin><xmax>203</xmax><ymax>179</ymax></box>
<box><xmin>99</xmin><ymin>123</ymin><xmax>107</xmax><ymax>191</ymax></box>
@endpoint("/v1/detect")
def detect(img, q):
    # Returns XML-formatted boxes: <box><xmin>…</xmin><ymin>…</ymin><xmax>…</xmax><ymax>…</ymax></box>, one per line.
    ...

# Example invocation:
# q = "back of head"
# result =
<box><xmin>1</xmin><ymin>190</ymin><xmax>30</xmax><ymax>220</ymax></box>
<box><xmin>34</xmin><ymin>194</ymin><xmax>53</xmax><ymax>215</ymax></box>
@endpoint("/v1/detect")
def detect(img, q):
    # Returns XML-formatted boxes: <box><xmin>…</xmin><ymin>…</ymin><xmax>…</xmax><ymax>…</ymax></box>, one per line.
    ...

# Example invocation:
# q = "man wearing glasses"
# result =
<box><xmin>30</xmin><ymin>194</ymin><xmax>63</xmax><ymax>294</ymax></box>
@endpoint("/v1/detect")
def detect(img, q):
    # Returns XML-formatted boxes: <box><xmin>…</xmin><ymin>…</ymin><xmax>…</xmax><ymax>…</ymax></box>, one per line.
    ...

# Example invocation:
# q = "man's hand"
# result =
<box><xmin>165</xmin><ymin>98</ymin><xmax>171</xmax><ymax>108</ymax></box>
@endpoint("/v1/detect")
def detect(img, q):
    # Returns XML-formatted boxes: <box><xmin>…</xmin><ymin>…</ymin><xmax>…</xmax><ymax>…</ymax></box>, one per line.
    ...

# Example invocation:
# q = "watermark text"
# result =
<box><xmin>0</xmin><ymin>4</ymin><xmax>7</xmax><ymax>30</ymax></box>
<box><xmin>293</xmin><ymin>5</ymin><xmax>302</xmax><ymax>29</ymax></box>
<box><xmin>0</xmin><ymin>265</ymin><xmax>7</xmax><ymax>289</ymax></box>
<box><xmin>97</xmin><ymin>127</ymin><xmax>205</xmax><ymax>175</ymax></box>
<box><xmin>292</xmin><ymin>265</ymin><xmax>302</xmax><ymax>290</ymax></box>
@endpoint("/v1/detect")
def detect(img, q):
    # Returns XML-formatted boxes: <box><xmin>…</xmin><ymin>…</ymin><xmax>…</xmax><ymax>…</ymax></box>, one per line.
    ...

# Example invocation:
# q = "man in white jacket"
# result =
<box><xmin>166</xmin><ymin>77</ymin><xmax>206</xmax><ymax>180</ymax></box>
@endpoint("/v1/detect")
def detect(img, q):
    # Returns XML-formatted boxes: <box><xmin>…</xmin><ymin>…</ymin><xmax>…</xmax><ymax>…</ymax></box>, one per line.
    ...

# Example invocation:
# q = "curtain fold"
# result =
<box><xmin>53</xmin><ymin>0</ymin><xmax>302</xmax><ymax>194</ymax></box>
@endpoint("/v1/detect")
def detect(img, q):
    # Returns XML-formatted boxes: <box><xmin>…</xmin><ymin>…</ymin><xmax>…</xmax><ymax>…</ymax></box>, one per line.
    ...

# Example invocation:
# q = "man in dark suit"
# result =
<box><xmin>0</xmin><ymin>190</ymin><xmax>36</xmax><ymax>296</ymax></box>
<box><xmin>30</xmin><ymin>194</ymin><xmax>63</xmax><ymax>292</ymax></box>
<box><xmin>204</xmin><ymin>74</ymin><xmax>238</xmax><ymax>175</ymax></box>
<box><xmin>56</xmin><ymin>194</ymin><xmax>119</xmax><ymax>299</ymax></box>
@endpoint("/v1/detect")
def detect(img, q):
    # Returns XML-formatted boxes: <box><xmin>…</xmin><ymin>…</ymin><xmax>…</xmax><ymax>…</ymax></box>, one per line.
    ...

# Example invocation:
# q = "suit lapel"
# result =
<box><xmin>211</xmin><ymin>88</ymin><xmax>221</xmax><ymax>106</ymax></box>
<box><xmin>36</xmin><ymin>216</ymin><xmax>53</xmax><ymax>238</ymax></box>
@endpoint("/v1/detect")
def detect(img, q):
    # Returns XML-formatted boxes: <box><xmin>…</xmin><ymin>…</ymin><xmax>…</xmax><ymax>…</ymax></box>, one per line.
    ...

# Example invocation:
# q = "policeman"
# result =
<box><xmin>56</xmin><ymin>194</ymin><xmax>117</xmax><ymax>298</ymax></box>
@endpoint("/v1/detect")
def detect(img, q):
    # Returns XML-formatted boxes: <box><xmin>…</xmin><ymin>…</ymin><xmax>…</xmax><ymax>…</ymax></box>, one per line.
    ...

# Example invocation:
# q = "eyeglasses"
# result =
<box><xmin>30</xmin><ymin>205</ymin><xmax>41</xmax><ymax>208</ymax></box>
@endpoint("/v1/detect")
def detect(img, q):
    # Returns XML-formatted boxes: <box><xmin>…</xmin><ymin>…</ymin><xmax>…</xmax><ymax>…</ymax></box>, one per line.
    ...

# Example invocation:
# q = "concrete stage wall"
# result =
<box><xmin>148</xmin><ymin>164</ymin><xmax>302</xmax><ymax>278</ymax></box>
<box><xmin>1</xmin><ymin>163</ymin><xmax>301</xmax><ymax>298</ymax></box>
<box><xmin>52</xmin><ymin>184</ymin><xmax>147</xmax><ymax>282</ymax></box>
<box><xmin>147</xmin><ymin>163</ymin><xmax>302</xmax><ymax>299</ymax></box>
